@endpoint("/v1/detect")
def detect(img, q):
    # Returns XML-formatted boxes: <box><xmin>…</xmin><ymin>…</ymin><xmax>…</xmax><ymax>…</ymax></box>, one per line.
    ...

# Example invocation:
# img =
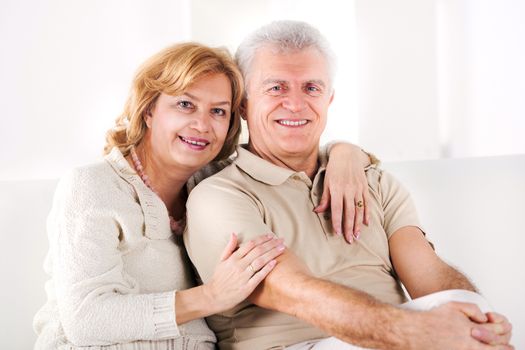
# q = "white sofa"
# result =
<box><xmin>1</xmin><ymin>155</ymin><xmax>524</xmax><ymax>349</ymax></box>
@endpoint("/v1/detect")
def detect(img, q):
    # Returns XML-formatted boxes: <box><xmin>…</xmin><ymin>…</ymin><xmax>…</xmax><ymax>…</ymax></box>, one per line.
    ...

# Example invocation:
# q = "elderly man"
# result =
<box><xmin>184</xmin><ymin>20</ymin><xmax>513</xmax><ymax>349</ymax></box>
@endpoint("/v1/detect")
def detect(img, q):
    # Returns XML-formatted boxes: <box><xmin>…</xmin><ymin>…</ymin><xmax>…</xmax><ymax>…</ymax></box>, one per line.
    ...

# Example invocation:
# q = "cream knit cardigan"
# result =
<box><xmin>33</xmin><ymin>148</ymin><xmax>216</xmax><ymax>350</ymax></box>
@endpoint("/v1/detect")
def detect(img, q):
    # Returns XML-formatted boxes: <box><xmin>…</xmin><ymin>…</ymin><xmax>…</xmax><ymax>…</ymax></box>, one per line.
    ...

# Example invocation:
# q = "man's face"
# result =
<box><xmin>244</xmin><ymin>45</ymin><xmax>334</xmax><ymax>161</ymax></box>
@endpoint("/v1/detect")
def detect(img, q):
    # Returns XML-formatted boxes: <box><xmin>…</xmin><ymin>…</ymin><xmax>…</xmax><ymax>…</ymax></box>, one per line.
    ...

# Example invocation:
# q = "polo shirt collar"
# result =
<box><xmin>234</xmin><ymin>145</ymin><xmax>299</xmax><ymax>185</ymax></box>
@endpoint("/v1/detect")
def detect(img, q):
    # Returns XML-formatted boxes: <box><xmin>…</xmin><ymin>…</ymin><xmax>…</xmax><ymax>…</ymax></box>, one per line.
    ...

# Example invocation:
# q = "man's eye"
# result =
<box><xmin>270</xmin><ymin>86</ymin><xmax>281</xmax><ymax>91</ymax></box>
<box><xmin>211</xmin><ymin>108</ymin><xmax>226</xmax><ymax>116</ymax></box>
<box><xmin>305</xmin><ymin>85</ymin><xmax>322</xmax><ymax>96</ymax></box>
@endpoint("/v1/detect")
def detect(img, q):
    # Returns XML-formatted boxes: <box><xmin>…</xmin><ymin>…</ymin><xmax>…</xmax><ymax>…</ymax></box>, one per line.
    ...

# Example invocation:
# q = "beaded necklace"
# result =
<box><xmin>130</xmin><ymin>146</ymin><xmax>184</xmax><ymax>235</ymax></box>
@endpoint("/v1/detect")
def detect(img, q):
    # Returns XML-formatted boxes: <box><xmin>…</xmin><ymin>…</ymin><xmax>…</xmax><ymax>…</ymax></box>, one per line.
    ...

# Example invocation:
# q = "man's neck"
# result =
<box><xmin>247</xmin><ymin>141</ymin><xmax>319</xmax><ymax>179</ymax></box>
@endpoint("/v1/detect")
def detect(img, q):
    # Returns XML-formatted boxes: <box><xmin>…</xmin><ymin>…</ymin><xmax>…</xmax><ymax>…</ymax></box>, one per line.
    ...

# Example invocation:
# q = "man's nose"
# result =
<box><xmin>282</xmin><ymin>91</ymin><xmax>306</xmax><ymax>113</ymax></box>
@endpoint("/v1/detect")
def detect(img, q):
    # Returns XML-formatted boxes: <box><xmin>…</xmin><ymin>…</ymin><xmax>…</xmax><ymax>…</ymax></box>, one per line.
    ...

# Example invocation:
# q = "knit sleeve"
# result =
<box><xmin>48</xmin><ymin>167</ymin><xmax>180</xmax><ymax>346</ymax></box>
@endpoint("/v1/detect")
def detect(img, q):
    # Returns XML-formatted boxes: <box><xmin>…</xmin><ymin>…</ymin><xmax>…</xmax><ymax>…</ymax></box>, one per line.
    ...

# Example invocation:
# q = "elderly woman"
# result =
<box><xmin>34</xmin><ymin>42</ymin><xmax>372</xmax><ymax>349</ymax></box>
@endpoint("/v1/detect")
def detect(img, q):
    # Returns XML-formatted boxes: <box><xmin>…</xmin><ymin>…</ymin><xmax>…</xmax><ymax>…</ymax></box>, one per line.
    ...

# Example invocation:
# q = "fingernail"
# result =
<box><xmin>267</xmin><ymin>233</ymin><xmax>274</xmax><ymax>238</ymax></box>
<box><xmin>277</xmin><ymin>244</ymin><xmax>285</xmax><ymax>251</ymax></box>
<box><xmin>355</xmin><ymin>231</ymin><xmax>360</xmax><ymax>239</ymax></box>
<box><xmin>270</xmin><ymin>260</ymin><xmax>277</xmax><ymax>267</ymax></box>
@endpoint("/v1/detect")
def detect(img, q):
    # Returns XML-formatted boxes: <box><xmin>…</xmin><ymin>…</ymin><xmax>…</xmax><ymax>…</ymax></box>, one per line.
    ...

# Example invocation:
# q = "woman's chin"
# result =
<box><xmin>171</xmin><ymin>151</ymin><xmax>217</xmax><ymax>171</ymax></box>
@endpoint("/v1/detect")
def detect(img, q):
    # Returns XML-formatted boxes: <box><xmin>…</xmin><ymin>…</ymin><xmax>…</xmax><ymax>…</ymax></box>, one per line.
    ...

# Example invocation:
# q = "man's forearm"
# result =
<box><xmin>249</xmin><ymin>252</ymin><xmax>414</xmax><ymax>350</ymax></box>
<box><xmin>436</xmin><ymin>264</ymin><xmax>478</xmax><ymax>293</ymax></box>
<box><xmin>389</xmin><ymin>227</ymin><xmax>478</xmax><ymax>298</ymax></box>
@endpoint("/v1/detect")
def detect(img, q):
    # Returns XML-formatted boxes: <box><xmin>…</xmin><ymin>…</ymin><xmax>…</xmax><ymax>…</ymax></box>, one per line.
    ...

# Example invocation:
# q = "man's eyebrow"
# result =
<box><xmin>184</xmin><ymin>92</ymin><xmax>230</xmax><ymax>106</ymax></box>
<box><xmin>304</xmin><ymin>79</ymin><xmax>327</xmax><ymax>88</ymax></box>
<box><xmin>262</xmin><ymin>79</ymin><xmax>287</xmax><ymax>85</ymax></box>
<box><xmin>261</xmin><ymin>78</ymin><xmax>327</xmax><ymax>88</ymax></box>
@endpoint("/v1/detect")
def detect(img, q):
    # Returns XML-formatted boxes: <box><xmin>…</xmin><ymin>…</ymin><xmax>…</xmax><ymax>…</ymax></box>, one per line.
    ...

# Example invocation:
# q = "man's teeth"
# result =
<box><xmin>181</xmin><ymin>137</ymin><xmax>207</xmax><ymax>146</ymax></box>
<box><xmin>278</xmin><ymin>120</ymin><xmax>308</xmax><ymax>126</ymax></box>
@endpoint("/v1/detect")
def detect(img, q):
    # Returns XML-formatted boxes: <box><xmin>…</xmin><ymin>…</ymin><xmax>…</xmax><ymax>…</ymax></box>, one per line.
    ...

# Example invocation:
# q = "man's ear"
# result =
<box><xmin>240</xmin><ymin>98</ymin><xmax>248</xmax><ymax>120</ymax></box>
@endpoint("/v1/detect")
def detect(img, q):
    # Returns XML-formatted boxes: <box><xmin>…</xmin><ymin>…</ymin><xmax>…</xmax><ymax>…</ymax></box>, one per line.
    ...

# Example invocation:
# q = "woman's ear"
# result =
<box><xmin>144</xmin><ymin>105</ymin><xmax>154</xmax><ymax>128</ymax></box>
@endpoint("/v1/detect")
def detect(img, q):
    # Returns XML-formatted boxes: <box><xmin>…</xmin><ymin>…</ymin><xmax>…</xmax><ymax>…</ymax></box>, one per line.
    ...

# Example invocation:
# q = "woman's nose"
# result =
<box><xmin>191</xmin><ymin>112</ymin><xmax>211</xmax><ymax>132</ymax></box>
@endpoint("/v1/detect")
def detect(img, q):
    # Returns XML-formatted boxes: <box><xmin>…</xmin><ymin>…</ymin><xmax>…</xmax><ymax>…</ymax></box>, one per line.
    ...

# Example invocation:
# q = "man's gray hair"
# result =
<box><xmin>235</xmin><ymin>20</ymin><xmax>337</xmax><ymax>89</ymax></box>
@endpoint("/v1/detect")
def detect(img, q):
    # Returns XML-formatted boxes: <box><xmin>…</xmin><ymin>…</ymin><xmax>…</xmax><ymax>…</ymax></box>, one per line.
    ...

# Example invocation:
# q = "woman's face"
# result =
<box><xmin>145</xmin><ymin>73</ymin><xmax>232</xmax><ymax>173</ymax></box>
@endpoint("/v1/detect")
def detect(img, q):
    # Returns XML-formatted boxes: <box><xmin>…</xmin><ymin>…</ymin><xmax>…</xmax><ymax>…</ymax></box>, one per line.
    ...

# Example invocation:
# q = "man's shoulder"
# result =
<box><xmin>192</xmin><ymin>160</ymin><xmax>243</xmax><ymax>187</ymax></box>
<box><xmin>187</xmin><ymin>161</ymin><xmax>255</xmax><ymax>207</ymax></box>
<box><xmin>365</xmin><ymin>165</ymin><xmax>400</xmax><ymax>188</ymax></box>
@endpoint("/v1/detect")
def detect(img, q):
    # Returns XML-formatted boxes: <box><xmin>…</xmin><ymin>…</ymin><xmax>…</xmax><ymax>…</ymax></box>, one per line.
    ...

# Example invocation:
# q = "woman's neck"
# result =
<box><xmin>129</xmin><ymin>144</ymin><xmax>194</xmax><ymax>220</ymax></box>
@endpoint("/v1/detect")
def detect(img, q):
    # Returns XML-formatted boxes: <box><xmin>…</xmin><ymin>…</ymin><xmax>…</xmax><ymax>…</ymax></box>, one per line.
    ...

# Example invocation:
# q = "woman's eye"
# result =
<box><xmin>177</xmin><ymin>100</ymin><xmax>194</xmax><ymax>109</ymax></box>
<box><xmin>211</xmin><ymin>108</ymin><xmax>226</xmax><ymax>116</ymax></box>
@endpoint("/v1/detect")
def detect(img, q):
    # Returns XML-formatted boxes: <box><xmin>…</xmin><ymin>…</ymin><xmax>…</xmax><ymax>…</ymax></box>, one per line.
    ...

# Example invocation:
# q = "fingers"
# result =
<box><xmin>314</xmin><ymin>182</ymin><xmax>330</xmax><ymax>213</ymax></box>
<box><xmin>327</xmin><ymin>184</ymin><xmax>369</xmax><ymax>244</ymax></box>
<box><xmin>451</xmin><ymin>301</ymin><xmax>488</xmax><ymax>323</ymax></box>
<box><xmin>342</xmin><ymin>196</ymin><xmax>355</xmax><ymax>243</ymax></box>
<box><xmin>487</xmin><ymin>312</ymin><xmax>513</xmax><ymax>333</ymax></box>
<box><xmin>242</xmin><ymin>236</ymin><xmax>285</xmax><ymax>272</ymax></box>
<box><xmin>471</xmin><ymin>312</ymin><xmax>513</xmax><ymax>345</ymax></box>
<box><xmin>362</xmin><ymin>191</ymin><xmax>370</xmax><ymax>226</ymax></box>
<box><xmin>246</xmin><ymin>259</ymin><xmax>277</xmax><ymax>290</ymax></box>
<box><xmin>330</xmin><ymin>192</ymin><xmax>344</xmax><ymax>237</ymax></box>
<box><xmin>219</xmin><ymin>232</ymin><xmax>238</xmax><ymax>261</ymax></box>
<box><xmin>233</xmin><ymin>233</ymin><xmax>274</xmax><ymax>259</ymax></box>
<box><xmin>353</xmin><ymin>196</ymin><xmax>365</xmax><ymax>239</ymax></box>
<box><xmin>472</xmin><ymin>323</ymin><xmax>513</xmax><ymax>346</ymax></box>
<box><xmin>342</xmin><ymin>194</ymin><xmax>366</xmax><ymax>244</ymax></box>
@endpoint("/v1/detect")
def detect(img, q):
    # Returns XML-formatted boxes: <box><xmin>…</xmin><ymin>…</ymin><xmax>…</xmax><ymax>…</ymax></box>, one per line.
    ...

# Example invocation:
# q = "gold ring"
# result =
<box><xmin>356</xmin><ymin>200</ymin><xmax>364</xmax><ymax>208</ymax></box>
<box><xmin>248</xmin><ymin>264</ymin><xmax>255</xmax><ymax>274</ymax></box>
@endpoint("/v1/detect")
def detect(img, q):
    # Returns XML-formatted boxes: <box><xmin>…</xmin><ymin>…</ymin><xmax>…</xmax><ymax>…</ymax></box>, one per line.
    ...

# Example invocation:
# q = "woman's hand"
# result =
<box><xmin>314</xmin><ymin>143</ymin><xmax>371</xmax><ymax>244</ymax></box>
<box><xmin>204</xmin><ymin>233</ymin><xmax>285</xmax><ymax>313</ymax></box>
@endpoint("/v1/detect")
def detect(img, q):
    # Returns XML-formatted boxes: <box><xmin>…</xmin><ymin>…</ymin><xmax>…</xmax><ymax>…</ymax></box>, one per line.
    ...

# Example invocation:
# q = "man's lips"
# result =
<box><xmin>276</xmin><ymin>119</ymin><xmax>309</xmax><ymax>127</ymax></box>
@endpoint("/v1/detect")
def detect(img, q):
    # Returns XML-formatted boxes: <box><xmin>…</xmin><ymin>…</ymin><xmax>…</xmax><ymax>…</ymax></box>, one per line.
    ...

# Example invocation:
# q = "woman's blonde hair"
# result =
<box><xmin>104</xmin><ymin>42</ymin><xmax>244</xmax><ymax>161</ymax></box>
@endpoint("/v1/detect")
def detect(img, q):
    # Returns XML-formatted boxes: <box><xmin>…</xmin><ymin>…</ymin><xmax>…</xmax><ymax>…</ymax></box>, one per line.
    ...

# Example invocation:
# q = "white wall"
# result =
<box><xmin>0</xmin><ymin>0</ymin><xmax>191</xmax><ymax>181</ymax></box>
<box><xmin>462</xmin><ymin>0</ymin><xmax>525</xmax><ymax>157</ymax></box>
<box><xmin>357</xmin><ymin>0</ymin><xmax>525</xmax><ymax>161</ymax></box>
<box><xmin>356</xmin><ymin>0</ymin><xmax>441</xmax><ymax>161</ymax></box>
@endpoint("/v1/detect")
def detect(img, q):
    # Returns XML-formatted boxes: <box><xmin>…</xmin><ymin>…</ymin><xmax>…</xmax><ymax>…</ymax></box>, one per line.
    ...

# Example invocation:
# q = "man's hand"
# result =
<box><xmin>472</xmin><ymin>312</ymin><xmax>513</xmax><ymax>346</ymax></box>
<box><xmin>409</xmin><ymin>302</ymin><xmax>514</xmax><ymax>350</ymax></box>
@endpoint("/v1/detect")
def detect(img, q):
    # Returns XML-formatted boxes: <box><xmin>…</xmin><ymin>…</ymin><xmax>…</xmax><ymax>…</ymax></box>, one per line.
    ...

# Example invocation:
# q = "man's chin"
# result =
<box><xmin>276</xmin><ymin>141</ymin><xmax>318</xmax><ymax>157</ymax></box>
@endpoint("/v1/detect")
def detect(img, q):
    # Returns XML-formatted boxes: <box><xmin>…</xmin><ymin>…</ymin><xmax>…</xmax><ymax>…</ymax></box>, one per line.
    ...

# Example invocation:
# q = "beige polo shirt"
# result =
<box><xmin>184</xmin><ymin>146</ymin><xmax>423</xmax><ymax>350</ymax></box>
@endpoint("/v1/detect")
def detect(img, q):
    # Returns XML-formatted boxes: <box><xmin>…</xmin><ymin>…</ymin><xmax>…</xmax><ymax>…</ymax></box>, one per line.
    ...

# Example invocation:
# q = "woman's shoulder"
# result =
<box><xmin>54</xmin><ymin>159</ymin><xmax>127</xmax><ymax>209</ymax></box>
<box><xmin>61</xmin><ymin>160</ymin><xmax>118</xmax><ymax>190</ymax></box>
